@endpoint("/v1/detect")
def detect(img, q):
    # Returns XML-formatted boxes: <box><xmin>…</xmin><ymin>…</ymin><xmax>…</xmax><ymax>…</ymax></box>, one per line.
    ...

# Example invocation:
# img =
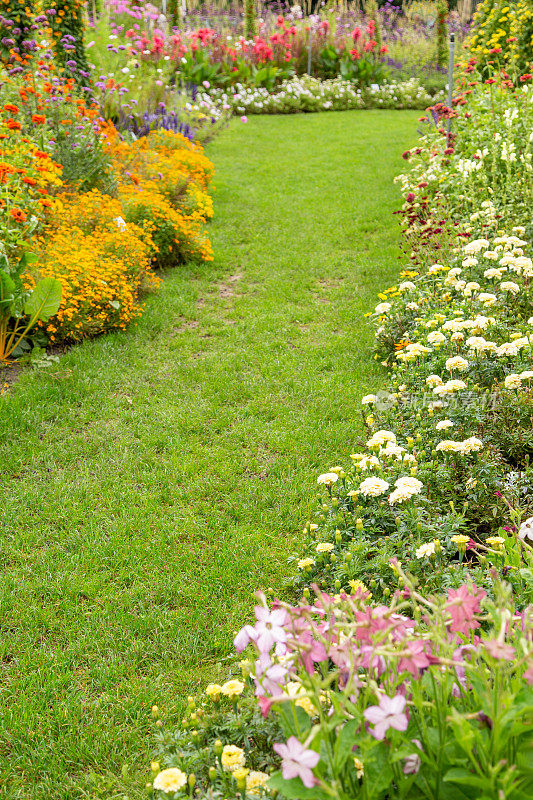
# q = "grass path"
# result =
<box><xmin>0</xmin><ymin>110</ymin><xmax>418</xmax><ymax>799</ymax></box>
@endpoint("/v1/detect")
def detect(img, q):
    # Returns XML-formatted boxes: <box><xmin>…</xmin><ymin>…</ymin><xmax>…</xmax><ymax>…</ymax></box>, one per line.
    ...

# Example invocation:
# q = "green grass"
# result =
<box><xmin>0</xmin><ymin>110</ymin><xmax>418</xmax><ymax>799</ymax></box>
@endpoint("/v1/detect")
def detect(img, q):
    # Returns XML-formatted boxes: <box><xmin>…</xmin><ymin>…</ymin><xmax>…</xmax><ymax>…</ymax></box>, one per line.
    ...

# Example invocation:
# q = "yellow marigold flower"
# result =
<box><xmin>205</xmin><ymin>683</ymin><xmax>222</xmax><ymax>700</ymax></box>
<box><xmin>153</xmin><ymin>768</ymin><xmax>187</xmax><ymax>793</ymax></box>
<box><xmin>246</xmin><ymin>770</ymin><xmax>270</xmax><ymax>796</ymax></box>
<box><xmin>221</xmin><ymin>745</ymin><xmax>246</xmax><ymax>772</ymax></box>
<box><xmin>221</xmin><ymin>679</ymin><xmax>245</xmax><ymax>698</ymax></box>
<box><xmin>486</xmin><ymin>536</ymin><xmax>505</xmax><ymax>549</ymax></box>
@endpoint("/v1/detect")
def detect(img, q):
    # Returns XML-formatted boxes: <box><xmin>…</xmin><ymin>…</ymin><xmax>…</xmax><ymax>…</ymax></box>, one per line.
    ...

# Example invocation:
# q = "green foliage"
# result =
<box><xmin>244</xmin><ymin>0</ymin><xmax>256</xmax><ymax>40</ymax></box>
<box><xmin>436</xmin><ymin>0</ymin><xmax>449</xmax><ymax>67</ymax></box>
<box><xmin>0</xmin><ymin>250</ymin><xmax>62</xmax><ymax>362</ymax></box>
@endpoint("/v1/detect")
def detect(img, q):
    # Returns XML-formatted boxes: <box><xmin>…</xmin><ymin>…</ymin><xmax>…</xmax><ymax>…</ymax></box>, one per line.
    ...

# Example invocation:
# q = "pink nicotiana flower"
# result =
<box><xmin>403</xmin><ymin>739</ymin><xmax>423</xmax><ymax>774</ymax></box>
<box><xmin>446</xmin><ymin>584</ymin><xmax>486</xmax><ymax>635</ymax></box>
<box><xmin>484</xmin><ymin>639</ymin><xmax>516</xmax><ymax>661</ymax></box>
<box><xmin>273</xmin><ymin>736</ymin><xmax>320</xmax><ymax>788</ymax></box>
<box><xmin>364</xmin><ymin>693</ymin><xmax>409</xmax><ymax>740</ymax></box>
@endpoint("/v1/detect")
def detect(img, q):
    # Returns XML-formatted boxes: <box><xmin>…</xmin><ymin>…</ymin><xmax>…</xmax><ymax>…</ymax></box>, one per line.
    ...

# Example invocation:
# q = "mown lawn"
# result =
<box><xmin>0</xmin><ymin>109</ymin><xmax>418</xmax><ymax>799</ymax></box>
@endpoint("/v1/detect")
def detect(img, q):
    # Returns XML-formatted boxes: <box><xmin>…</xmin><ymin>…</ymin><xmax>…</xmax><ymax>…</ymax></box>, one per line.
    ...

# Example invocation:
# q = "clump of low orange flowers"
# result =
<box><xmin>1</xmin><ymin>29</ymin><xmax>215</xmax><ymax>348</ymax></box>
<box><xmin>25</xmin><ymin>127</ymin><xmax>214</xmax><ymax>342</ymax></box>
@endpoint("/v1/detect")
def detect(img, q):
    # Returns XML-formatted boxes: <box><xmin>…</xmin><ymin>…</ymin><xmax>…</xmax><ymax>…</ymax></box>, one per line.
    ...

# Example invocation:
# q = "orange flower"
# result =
<box><xmin>40</xmin><ymin>199</ymin><xmax>52</xmax><ymax>208</ymax></box>
<box><xmin>3</xmin><ymin>103</ymin><xmax>19</xmax><ymax>114</ymax></box>
<box><xmin>31</xmin><ymin>114</ymin><xmax>46</xmax><ymax>124</ymax></box>
<box><xmin>10</xmin><ymin>208</ymin><xmax>27</xmax><ymax>223</ymax></box>
<box><xmin>22</xmin><ymin>176</ymin><xmax>37</xmax><ymax>186</ymax></box>
<box><xmin>6</xmin><ymin>118</ymin><xmax>21</xmax><ymax>130</ymax></box>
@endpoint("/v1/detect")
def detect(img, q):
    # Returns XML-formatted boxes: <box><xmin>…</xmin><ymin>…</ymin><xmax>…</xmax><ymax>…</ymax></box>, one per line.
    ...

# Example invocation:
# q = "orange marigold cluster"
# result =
<box><xmin>24</xmin><ymin>127</ymin><xmax>214</xmax><ymax>342</ymax></box>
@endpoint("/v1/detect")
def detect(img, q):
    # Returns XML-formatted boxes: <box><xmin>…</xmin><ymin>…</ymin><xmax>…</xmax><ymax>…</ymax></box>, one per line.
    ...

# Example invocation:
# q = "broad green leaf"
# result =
<box><xmin>0</xmin><ymin>270</ymin><xmax>16</xmax><ymax>313</ymax></box>
<box><xmin>24</xmin><ymin>277</ymin><xmax>62</xmax><ymax>322</ymax></box>
<box><xmin>443</xmin><ymin>767</ymin><xmax>491</xmax><ymax>789</ymax></box>
<box><xmin>334</xmin><ymin>718</ymin><xmax>359</xmax><ymax>772</ymax></box>
<box><xmin>267</xmin><ymin>772</ymin><xmax>330</xmax><ymax>800</ymax></box>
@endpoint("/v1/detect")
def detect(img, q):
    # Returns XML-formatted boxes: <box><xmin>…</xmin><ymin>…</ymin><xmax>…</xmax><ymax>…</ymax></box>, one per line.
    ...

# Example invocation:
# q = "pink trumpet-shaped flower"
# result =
<box><xmin>273</xmin><ymin>736</ymin><xmax>320</xmax><ymax>788</ymax></box>
<box><xmin>364</xmin><ymin>693</ymin><xmax>409</xmax><ymax>740</ymax></box>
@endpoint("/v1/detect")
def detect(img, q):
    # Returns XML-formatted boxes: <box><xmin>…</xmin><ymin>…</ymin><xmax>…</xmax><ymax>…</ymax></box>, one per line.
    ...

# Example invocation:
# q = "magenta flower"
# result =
<box><xmin>446</xmin><ymin>584</ymin><xmax>486</xmax><ymax>635</ymax></box>
<box><xmin>397</xmin><ymin>640</ymin><xmax>431</xmax><ymax>677</ymax></box>
<box><xmin>273</xmin><ymin>736</ymin><xmax>320</xmax><ymax>788</ymax></box>
<box><xmin>364</xmin><ymin>694</ymin><xmax>409</xmax><ymax>740</ymax></box>
<box><xmin>484</xmin><ymin>639</ymin><xmax>516</xmax><ymax>661</ymax></box>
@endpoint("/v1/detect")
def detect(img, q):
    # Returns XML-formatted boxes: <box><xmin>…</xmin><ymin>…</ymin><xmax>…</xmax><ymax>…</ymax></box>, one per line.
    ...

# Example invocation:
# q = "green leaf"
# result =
<box><xmin>334</xmin><ymin>718</ymin><xmax>359</xmax><ymax>772</ymax></box>
<box><xmin>447</xmin><ymin>709</ymin><xmax>475</xmax><ymax>756</ymax></box>
<box><xmin>0</xmin><ymin>269</ymin><xmax>16</xmax><ymax>313</ymax></box>
<box><xmin>267</xmin><ymin>772</ymin><xmax>330</xmax><ymax>800</ymax></box>
<box><xmin>443</xmin><ymin>767</ymin><xmax>491</xmax><ymax>789</ymax></box>
<box><xmin>24</xmin><ymin>278</ymin><xmax>62</xmax><ymax>322</ymax></box>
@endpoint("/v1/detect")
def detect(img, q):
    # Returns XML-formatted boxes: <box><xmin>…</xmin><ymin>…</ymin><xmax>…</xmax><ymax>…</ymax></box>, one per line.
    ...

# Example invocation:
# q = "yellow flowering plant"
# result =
<box><xmin>150</xmin><ymin>675</ymin><xmax>281</xmax><ymax>799</ymax></box>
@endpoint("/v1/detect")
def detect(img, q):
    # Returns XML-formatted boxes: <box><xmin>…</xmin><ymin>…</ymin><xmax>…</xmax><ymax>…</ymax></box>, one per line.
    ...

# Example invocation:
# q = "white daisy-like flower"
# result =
<box><xmin>499</xmin><ymin>281</ymin><xmax>520</xmax><ymax>295</ymax></box>
<box><xmin>153</xmin><ymin>768</ymin><xmax>188</xmax><ymax>793</ymax></box>
<box><xmin>416</xmin><ymin>541</ymin><xmax>437</xmax><ymax>558</ymax></box>
<box><xmin>504</xmin><ymin>374</ymin><xmax>521</xmax><ymax>389</ymax></box>
<box><xmin>375</xmin><ymin>302</ymin><xmax>392</xmax><ymax>314</ymax></box>
<box><xmin>367</xmin><ymin>430</ymin><xmax>396</xmax><ymax>448</ymax></box>
<box><xmin>427</xmin><ymin>331</ymin><xmax>446</xmax><ymax>345</ymax></box>
<box><xmin>445</xmin><ymin>356</ymin><xmax>469</xmax><ymax>372</ymax></box>
<box><xmin>361</xmin><ymin>394</ymin><xmax>377</xmax><ymax>405</ymax></box>
<box><xmin>358</xmin><ymin>477</ymin><xmax>390</xmax><ymax>497</ymax></box>
<box><xmin>426</xmin><ymin>374</ymin><xmax>443</xmax><ymax>388</ymax></box>
<box><xmin>436</xmin><ymin>420</ymin><xmax>454</xmax><ymax>430</ymax></box>
<box><xmin>484</xmin><ymin>268</ymin><xmax>505</xmax><ymax>279</ymax></box>
<box><xmin>459</xmin><ymin>437</ymin><xmax>483</xmax><ymax>454</ymax></box>
<box><xmin>464</xmin><ymin>238</ymin><xmax>490</xmax><ymax>255</ymax></box>
<box><xmin>317</xmin><ymin>472</ymin><xmax>339</xmax><ymax>485</ymax></box>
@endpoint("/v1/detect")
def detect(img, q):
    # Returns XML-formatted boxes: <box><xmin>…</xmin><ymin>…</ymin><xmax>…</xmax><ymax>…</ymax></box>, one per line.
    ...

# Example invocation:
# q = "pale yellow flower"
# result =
<box><xmin>221</xmin><ymin>679</ymin><xmax>245</xmax><ymax>698</ymax></box>
<box><xmin>153</xmin><ymin>768</ymin><xmax>188</xmax><ymax>793</ymax></box>
<box><xmin>205</xmin><ymin>683</ymin><xmax>222</xmax><ymax>700</ymax></box>
<box><xmin>246</xmin><ymin>771</ymin><xmax>270</xmax><ymax>795</ymax></box>
<box><xmin>221</xmin><ymin>745</ymin><xmax>246</xmax><ymax>772</ymax></box>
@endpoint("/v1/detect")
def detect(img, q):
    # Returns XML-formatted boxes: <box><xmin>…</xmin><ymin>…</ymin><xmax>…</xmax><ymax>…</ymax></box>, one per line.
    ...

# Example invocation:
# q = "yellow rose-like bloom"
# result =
<box><xmin>205</xmin><ymin>683</ymin><xmax>222</xmax><ymax>700</ymax></box>
<box><xmin>221</xmin><ymin>679</ymin><xmax>245</xmax><ymax>698</ymax></box>
<box><xmin>153</xmin><ymin>768</ymin><xmax>188</xmax><ymax>793</ymax></box>
<box><xmin>246</xmin><ymin>771</ymin><xmax>270</xmax><ymax>796</ymax></box>
<box><xmin>221</xmin><ymin>745</ymin><xmax>246</xmax><ymax>772</ymax></box>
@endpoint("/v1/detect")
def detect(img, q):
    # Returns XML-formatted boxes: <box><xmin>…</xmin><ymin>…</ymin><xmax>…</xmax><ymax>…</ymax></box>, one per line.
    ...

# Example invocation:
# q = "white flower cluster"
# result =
<box><xmin>203</xmin><ymin>76</ymin><xmax>436</xmax><ymax>116</ymax></box>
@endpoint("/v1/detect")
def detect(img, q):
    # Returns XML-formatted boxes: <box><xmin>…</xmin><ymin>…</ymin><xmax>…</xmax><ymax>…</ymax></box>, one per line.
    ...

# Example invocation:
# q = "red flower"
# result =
<box><xmin>520</xmin><ymin>73</ymin><xmax>533</xmax><ymax>82</ymax></box>
<box><xmin>3</xmin><ymin>103</ymin><xmax>19</xmax><ymax>114</ymax></box>
<box><xmin>6</xmin><ymin>118</ymin><xmax>21</xmax><ymax>130</ymax></box>
<box><xmin>406</xmin><ymin>192</ymin><xmax>415</xmax><ymax>203</ymax></box>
